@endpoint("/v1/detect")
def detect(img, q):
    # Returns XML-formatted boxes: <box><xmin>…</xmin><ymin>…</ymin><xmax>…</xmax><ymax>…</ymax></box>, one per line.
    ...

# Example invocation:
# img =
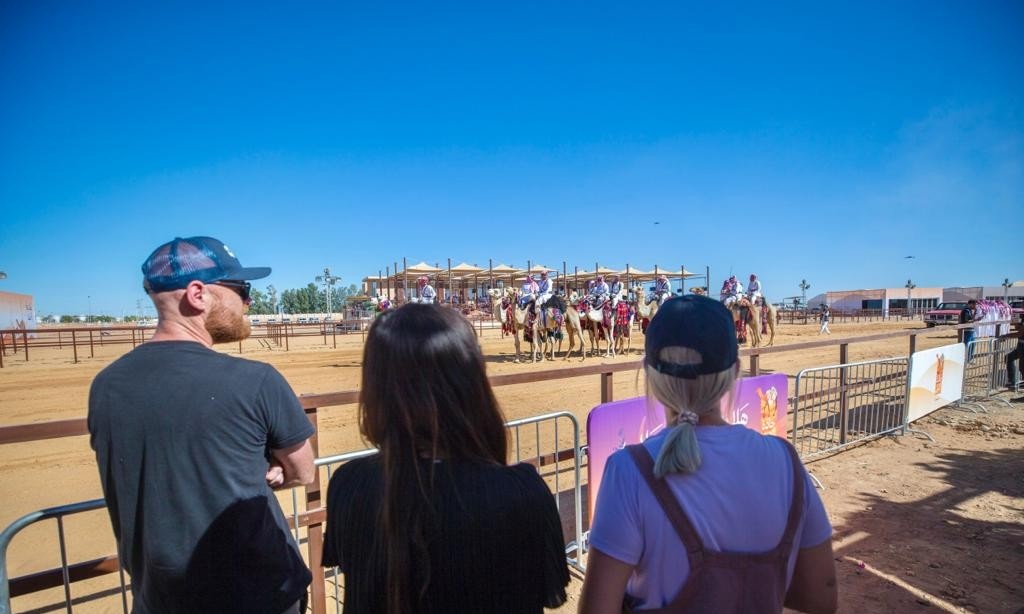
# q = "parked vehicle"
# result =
<box><xmin>923</xmin><ymin>302</ymin><xmax>968</xmax><ymax>327</ymax></box>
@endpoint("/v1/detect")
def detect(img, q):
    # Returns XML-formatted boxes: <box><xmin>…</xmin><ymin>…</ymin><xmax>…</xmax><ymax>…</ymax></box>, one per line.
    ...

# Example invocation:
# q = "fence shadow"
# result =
<box><xmin>829</xmin><ymin>448</ymin><xmax>1023</xmax><ymax>612</ymax></box>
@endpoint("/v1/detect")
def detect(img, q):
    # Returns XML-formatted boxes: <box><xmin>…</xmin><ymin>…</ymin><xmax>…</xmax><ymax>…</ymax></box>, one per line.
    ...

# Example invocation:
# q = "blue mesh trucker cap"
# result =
<box><xmin>142</xmin><ymin>236</ymin><xmax>271</xmax><ymax>292</ymax></box>
<box><xmin>644</xmin><ymin>295</ymin><xmax>738</xmax><ymax>379</ymax></box>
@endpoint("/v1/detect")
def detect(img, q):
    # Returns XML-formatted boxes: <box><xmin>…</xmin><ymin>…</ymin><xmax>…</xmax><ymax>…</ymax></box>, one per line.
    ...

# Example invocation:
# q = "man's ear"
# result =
<box><xmin>182</xmin><ymin>281</ymin><xmax>209</xmax><ymax>313</ymax></box>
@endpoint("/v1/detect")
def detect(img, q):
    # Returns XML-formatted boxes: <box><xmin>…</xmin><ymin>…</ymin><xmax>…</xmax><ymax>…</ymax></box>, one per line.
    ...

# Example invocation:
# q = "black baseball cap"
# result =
<box><xmin>142</xmin><ymin>236</ymin><xmax>271</xmax><ymax>292</ymax></box>
<box><xmin>644</xmin><ymin>295</ymin><xmax>738</xmax><ymax>379</ymax></box>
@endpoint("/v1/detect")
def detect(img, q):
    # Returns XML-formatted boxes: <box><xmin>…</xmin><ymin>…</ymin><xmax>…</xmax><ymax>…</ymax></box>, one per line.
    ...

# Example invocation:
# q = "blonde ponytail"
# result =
<box><xmin>646</xmin><ymin>346</ymin><xmax>737</xmax><ymax>478</ymax></box>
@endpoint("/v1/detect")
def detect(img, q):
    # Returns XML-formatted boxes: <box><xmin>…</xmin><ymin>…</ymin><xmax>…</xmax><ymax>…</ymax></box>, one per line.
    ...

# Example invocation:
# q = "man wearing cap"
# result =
<box><xmin>88</xmin><ymin>237</ymin><xmax>315</xmax><ymax>614</ymax></box>
<box><xmin>417</xmin><ymin>276</ymin><xmax>437</xmax><ymax>304</ymax></box>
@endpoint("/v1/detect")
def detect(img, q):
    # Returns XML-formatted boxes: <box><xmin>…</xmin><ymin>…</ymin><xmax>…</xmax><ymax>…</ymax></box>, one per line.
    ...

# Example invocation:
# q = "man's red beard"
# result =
<box><xmin>205</xmin><ymin>299</ymin><xmax>251</xmax><ymax>344</ymax></box>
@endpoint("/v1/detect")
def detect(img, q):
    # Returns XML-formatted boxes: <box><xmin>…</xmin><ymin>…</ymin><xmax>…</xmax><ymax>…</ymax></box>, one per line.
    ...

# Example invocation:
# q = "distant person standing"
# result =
<box><xmin>1005</xmin><ymin>314</ymin><xmax>1024</xmax><ymax>389</ymax></box>
<box><xmin>818</xmin><ymin>305</ymin><xmax>831</xmax><ymax>335</ymax></box>
<box><xmin>88</xmin><ymin>236</ymin><xmax>316</xmax><ymax>614</ymax></box>
<box><xmin>960</xmin><ymin>299</ymin><xmax>979</xmax><ymax>357</ymax></box>
<box><xmin>418</xmin><ymin>276</ymin><xmax>437</xmax><ymax>304</ymax></box>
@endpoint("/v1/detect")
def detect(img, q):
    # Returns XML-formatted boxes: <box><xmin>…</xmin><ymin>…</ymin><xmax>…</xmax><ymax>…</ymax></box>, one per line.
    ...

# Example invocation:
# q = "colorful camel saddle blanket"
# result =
<box><xmin>614</xmin><ymin>302</ymin><xmax>631</xmax><ymax>336</ymax></box>
<box><xmin>540</xmin><ymin>307</ymin><xmax>564</xmax><ymax>328</ymax></box>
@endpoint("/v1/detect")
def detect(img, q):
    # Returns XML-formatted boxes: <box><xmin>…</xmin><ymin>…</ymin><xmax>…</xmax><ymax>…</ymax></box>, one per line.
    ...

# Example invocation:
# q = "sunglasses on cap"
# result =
<box><xmin>213</xmin><ymin>280</ymin><xmax>252</xmax><ymax>304</ymax></box>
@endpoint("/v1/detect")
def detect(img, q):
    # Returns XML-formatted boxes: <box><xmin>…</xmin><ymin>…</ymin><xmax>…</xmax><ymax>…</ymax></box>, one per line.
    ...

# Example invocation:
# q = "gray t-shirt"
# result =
<box><xmin>89</xmin><ymin>341</ymin><xmax>314</xmax><ymax>613</ymax></box>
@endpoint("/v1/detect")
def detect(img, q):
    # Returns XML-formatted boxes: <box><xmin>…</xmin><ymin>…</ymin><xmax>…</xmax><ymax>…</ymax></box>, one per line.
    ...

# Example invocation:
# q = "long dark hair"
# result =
<box><xmin>359</xmin><ymin>304</ymin><xmax>508</xmax><ymax>613</ymax></box>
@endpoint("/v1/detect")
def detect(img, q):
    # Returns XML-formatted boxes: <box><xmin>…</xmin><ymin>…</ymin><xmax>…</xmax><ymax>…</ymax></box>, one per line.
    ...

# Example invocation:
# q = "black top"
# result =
<box><xmin>959</xmin><ymin>306</ymin><xmax>975</xmax><ymax>324</ymax></box>
<box><xmin>88</xmin><ymin>341</ymin><xmax>315</xmax><ymax>613</ymax></box>
<box><xmin>323</xmin><ymin>456</ymin><xmax>569</xmax><ymax>614</ymax></box>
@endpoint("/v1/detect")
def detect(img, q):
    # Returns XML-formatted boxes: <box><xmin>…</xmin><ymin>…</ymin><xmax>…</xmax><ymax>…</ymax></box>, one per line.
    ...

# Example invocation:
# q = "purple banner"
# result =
<box><xmin>585</xmin><ymin>373</ymin><xmax>789</xmax><ymax>518</ymax></box>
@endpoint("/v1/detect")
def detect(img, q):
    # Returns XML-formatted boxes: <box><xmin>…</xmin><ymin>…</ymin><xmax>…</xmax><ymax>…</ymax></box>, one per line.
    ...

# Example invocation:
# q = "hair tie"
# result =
<box><xmin>675</xmin><ymin>410</ymin><xmax>699</xmax><ymax>426</ymax></box>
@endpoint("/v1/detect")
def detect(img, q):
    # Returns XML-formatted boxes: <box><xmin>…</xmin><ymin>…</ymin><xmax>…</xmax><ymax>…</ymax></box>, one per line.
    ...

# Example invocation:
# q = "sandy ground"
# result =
<box><xmin>1</xmin><ymin>318</ymin><xmax>1021</xmax><ymax>613</ymax></box>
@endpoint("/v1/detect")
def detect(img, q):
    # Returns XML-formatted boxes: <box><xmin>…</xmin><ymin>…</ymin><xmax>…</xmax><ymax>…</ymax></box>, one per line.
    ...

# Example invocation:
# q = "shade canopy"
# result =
<box><xmin>403</xmin><ymin>261</ymin><xmax>442</xmax><ymax>274</ymax></box>
<box><xmin>448</xmin><ymin>262</ymin><xmax>484</xmax><ymax>274</ymax></box>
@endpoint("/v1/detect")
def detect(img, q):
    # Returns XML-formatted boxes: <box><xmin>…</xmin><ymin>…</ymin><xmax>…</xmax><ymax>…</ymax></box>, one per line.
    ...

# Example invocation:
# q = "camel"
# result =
<box><xmin>531</xmin><ymin>294</ymin><xmax>584</xmax><ymax>362</ymax></box>
<box><xmin>572</xmin><ymin>291</ymin><xmax>616</xmax><ymax>358</ymax></box>
<box><xmin>612</xmin><ymin>299</ymin><xmax>635</xmax><ymax>355</ymax></box>
<box><xmin>488</xmin><ymin>288</ymin><xmax>534</xmax><ymax>363</ymax></box>
<box><xmin>634</xmin><ymin>286</ymin><xmax>660</xmax><ymax>332</ymax></box>
<box><xmin>543</xmin><ymin>294</ymin><xmax>586</xmax><ymax>362</ymax></box>
<box><xmin>729</xmin><ymin>297</ymin><xmax>778</xmax><ymax>347</ymax></box>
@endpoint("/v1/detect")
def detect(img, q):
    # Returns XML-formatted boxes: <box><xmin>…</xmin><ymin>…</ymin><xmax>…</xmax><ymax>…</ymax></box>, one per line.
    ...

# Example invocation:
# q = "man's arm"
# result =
<box><xmin>267</xmin><ymin>439</ymin><xmax>315</xmax><ymax>489</ymax></box>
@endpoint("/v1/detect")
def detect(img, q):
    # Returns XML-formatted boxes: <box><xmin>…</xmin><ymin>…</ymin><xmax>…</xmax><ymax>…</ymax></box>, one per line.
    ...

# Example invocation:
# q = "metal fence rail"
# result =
<box><xmin>2</xmin><ymin>413</ymin><xmax>584</xmax><ymax>614</ymax></box>
<box><xmin>792</xmin><ymin>357</ymin><xmax>910</xmax><ymax>461</ymax></box>
<box><xmin>0</xmin><ymin>499</ymin><xmax>128</xmax><ymax>614</ymax></box>
<box><xmin>988</xmin><ymin>336</ymin><xmax>1020</xmax><ymax>392</ymax></box>
<box><xmin>962</xmin><ymin>338</ymin><xmax>997</xmax><ymax>407</ymax></box>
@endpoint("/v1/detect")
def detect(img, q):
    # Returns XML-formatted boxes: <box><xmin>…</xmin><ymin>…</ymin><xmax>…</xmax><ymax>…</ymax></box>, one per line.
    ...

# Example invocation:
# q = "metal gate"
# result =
<box><xmin>792</xmin><ymin>357</ymin><xmax>910</xmax><ymax>461</ymax></box>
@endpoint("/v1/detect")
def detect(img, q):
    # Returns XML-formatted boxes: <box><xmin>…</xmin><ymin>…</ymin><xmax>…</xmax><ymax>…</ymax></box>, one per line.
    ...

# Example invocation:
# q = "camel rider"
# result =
<box><xmin>518</xmin><ymin>275</ymin><xmax>539</xmax><ymax>309</ymax></box>
<box><xmin>589</xmin><ymin>275</ymin><xmax>610</xmax><ymax>309</ymax></box>
<box><xmin>721</xmin><ymin>276</ymin><xmax>742</xmax><ymax>307</ymax></box>
<box><xmin>417</xmin><ymin>276</ymin><xmax>437</xmax><ymax>304</ymax></box>
<box><xmin>648</xmin><ymin>274</ymin><xmax>671</xmax><ymax>306</ymax></box>
<box><xmin>747</xmin><ymin>274</ymin><xmax>764</xmax><ymax>304</ymax></box>
<box><xmin>607</xmin><ymin>274</ymin><xmax>623</xmax><ymax>307</ymax></box>
<box><xmin>536</xmin><ymin>271</ymin><xmax>554</xmax><ymax>308</ymax></box>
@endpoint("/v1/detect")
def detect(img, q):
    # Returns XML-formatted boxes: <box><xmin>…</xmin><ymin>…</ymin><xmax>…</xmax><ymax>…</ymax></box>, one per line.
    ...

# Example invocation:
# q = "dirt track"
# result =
<box><xmin>1</xmin><ymin>318</ymin><xmax>1021</xmax><ymax>613</ymax></box>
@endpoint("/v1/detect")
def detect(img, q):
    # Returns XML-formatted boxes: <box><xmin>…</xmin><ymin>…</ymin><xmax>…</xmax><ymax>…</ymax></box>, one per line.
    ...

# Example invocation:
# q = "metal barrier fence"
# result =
<box><xmin>1</xmin><ymin>413</ymin><xmax>584</xmax><ymax>614</ymax></box>
<box><xmin>962</xmin><ymin>338</ymin><xmax>997</xmax><ymax>408</ymax></box>
<box><xmin>962</xmin><ymin>336</ymin><xmax>1021</xmax><ymax>409</ymax></box>
<box><xmin>791</xmin><ymin>357</ymin><xmax>910</xmax><ymax>461</ymax></box>
<box><xmin>0</xmin><ymin>499</ymin><xmax>125</xmax><ymax>614</ymax></box>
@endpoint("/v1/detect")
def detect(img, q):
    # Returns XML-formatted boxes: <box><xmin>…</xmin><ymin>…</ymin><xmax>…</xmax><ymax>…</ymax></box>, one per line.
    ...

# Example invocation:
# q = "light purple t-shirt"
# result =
<box><xmin>589</xmin><ymin>425</ymin><xmax>832</xmax><ymax>610</ymax></box>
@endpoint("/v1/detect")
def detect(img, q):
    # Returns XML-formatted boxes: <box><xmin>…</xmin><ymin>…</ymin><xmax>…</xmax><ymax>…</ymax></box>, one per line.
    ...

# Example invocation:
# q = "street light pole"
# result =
<box><xmin>87</xmin><ymin>295</ymin><xmax>92</xmax><ymax>324</ymax></box>
<box><xmin>1003</xmin><ymin>278</ymin><xmax>1011</xmax><ymax>303</ymax></box>
<box><xmin>315</xmin><ymin>268</ymin><xmax>341</xmax><ymax>318</ymax></box>
<box><xmin>905</xmin><ymin>279</ymin><xmax>916</xmax><ymax>318</ymax></box>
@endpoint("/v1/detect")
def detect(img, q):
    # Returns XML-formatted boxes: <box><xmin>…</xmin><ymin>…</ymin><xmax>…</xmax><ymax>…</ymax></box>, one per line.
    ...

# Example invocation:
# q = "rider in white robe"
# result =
<box><xmin>589</xmin><ymin>276</ymin><xmax>610</xmax><ymax>310</ymax></box>
<box><xmin>747</xmin><ymin>274</ymin><xmax>764</xmax><ymax>305</ymax></box>
<box><xmin>607</xmin><ymin>274</ymin><xmax>623</xmax><ymax>307</ymax></box>
<box><xmin>649</xmin><ymin>275</ymin><xmax>672</xmax><ymax>306</ymax></box>
<box><xmin>519</xmin><ymin>276</ymin><xmax>539</xmax><ymax>309</ymax></box>
<box><xmin>536</xmin><ymin>271</ymin><xmax>553</xmax><ymax>307</ymax></box>
<box><xmin>417</xmin><ymin>277</ymin><xmax>437</xmax><ymax>304</ymax></box>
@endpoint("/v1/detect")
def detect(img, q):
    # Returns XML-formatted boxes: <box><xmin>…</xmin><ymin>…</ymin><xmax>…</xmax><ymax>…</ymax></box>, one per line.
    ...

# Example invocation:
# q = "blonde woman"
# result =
<box><xmin>580</xmin><ymin>295</ymin><xmax>837</xmax><ymax>613</ymax></box>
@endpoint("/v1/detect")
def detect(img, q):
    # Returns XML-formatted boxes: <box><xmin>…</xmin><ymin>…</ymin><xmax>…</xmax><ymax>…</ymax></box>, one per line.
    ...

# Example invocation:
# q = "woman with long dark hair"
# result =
<box><xmin>322</xmin><ymin>304</ymin><xmax>569</xmax><ymax>613</ymax></box>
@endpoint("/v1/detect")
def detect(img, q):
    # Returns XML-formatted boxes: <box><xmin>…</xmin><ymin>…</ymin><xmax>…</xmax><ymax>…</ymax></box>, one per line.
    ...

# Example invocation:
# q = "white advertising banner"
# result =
<box><xmin>907</xmin><ymin>343</ymin><xmax>965</xmax><ymax>423</ymax></box>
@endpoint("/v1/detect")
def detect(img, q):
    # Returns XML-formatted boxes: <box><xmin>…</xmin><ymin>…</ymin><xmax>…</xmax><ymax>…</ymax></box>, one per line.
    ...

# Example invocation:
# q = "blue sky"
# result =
<box><xmin>1</xmin><ymin>1</ymin><xmax>1022</xmax><ymax>316</ymax></box>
